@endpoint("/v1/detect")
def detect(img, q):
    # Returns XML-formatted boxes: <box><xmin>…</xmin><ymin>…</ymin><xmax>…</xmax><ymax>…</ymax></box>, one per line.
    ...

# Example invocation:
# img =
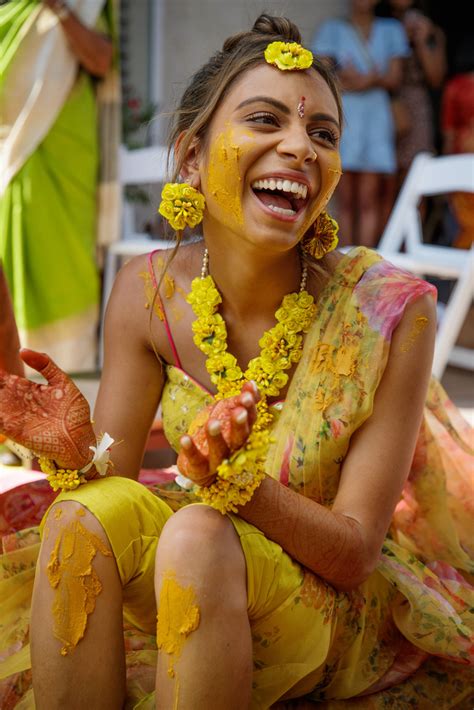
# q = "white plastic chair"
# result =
<box><xmin>101</xmin><ymin>145</ymin><xmax>174</xmax><ymax>307</ymax></box>
<box><xmin>99</xmin><ymin>145</ymin><xmax>175</xmax><ymax>364</ymax></box>
<box><xmin>377</xmin><ymin>152</ymin><xmax>474</xmax><ymax>379</ymax></box>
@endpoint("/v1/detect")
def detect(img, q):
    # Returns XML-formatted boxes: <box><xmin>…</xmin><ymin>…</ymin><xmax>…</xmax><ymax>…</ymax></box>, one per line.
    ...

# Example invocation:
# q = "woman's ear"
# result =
<box><xmin>176</xmin><ymin>133</ymin><xmax>202</xmax><ymax>188</ymax></box>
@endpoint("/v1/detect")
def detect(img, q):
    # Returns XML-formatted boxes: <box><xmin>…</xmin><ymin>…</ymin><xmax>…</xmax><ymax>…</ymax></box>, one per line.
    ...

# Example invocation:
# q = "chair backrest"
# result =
<box><xmin>119</xmin><ymin>144</ymin><xmax>169</xmax><ymax>185</ymax></box>
<box><xmin>378</xmin><ymin>152</ymin><xmax>474</xmax><ymax>255</ymax></box>
<box><xmin>118</xmin><ymin>145</ymin><xmax>170</xmax><ymax>240</ymax></box>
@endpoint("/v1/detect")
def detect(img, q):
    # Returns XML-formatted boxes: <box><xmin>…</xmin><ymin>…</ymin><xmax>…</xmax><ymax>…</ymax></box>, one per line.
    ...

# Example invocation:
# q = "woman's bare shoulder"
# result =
<box><xmin>105</xmin><ymin>242</ymin><xmax>204</xmax><ymax>360</ymax></box>
<box><xmin>110</xmin><ymin>241</ymin><xmax>202</xmax><ymax>301</ymax></box>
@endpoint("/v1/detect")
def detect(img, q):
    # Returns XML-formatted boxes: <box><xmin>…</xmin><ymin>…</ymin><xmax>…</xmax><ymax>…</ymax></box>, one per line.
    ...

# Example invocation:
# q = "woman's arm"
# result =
<box><xmin>43</xmin><ymin>0</ymin><xmax>113</xmax><ymax>77</ymax></box>
<box><xmin>372</xmin><ymin>56</ymin><xmax>404</xmax><ymax>93</ymax></box>
<box><xmin>238</xmin><ymin>293</ymin><xmax>437</xmax><ymax>591</ymax></box>
<box><xmin>93</xmin><ymin>258</ymin><xmax>165</xmax><ymax>479</ymax></box>
<box><xmin>337</xmin><ymin>57</ymin><xmax>404</xmax><ymax>94</ymax></box>
<box><xmin>407</xmin><ymin>14</ymin><xmax>446</xmax><ymax>89</ymax></box>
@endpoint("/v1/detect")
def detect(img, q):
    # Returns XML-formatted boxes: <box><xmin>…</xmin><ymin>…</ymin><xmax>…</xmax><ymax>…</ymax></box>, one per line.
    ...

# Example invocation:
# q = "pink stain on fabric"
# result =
<box><xmin>354</xmin><ymin>260</ymin><xmax>437</xmax><ymax>340</ymax></box>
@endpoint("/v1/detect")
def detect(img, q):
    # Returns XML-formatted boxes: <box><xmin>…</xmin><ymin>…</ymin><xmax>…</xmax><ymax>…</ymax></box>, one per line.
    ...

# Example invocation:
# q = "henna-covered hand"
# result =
<box><xmin>177</xmin><ymin>381</ymin><xmax>259</xmax><ymax>487</ymax></box>
<box><xmin>0</xmin><ymin>349</ymin><xmax>95</xmax><ymax>470</ymax></box>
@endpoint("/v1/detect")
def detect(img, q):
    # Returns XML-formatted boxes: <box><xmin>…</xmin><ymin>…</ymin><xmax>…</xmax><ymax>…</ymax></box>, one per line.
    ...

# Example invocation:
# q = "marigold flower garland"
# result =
<box><xmin>185</xmin><ymin>250</ymin><xmax>316</xmax><ymax>513</ymax></box>
<box><xmin>39</xmin><ymin>457</ymin><xmax>86</xmax><ymax>492</ymax></box>
<box><xmin>38</xmin><ymin>433</ymin><xmax>115</xmax><ymax>492</ymax></box>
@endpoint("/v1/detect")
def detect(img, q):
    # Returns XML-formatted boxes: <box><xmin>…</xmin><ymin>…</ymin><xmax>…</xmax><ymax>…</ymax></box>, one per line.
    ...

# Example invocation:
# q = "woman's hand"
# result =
<box><xmin>338</xmin><ymin>63</ymin><xmax>377</xmax><ymax>92</ymax></box>
<box><xmin>177</xmin><ymin>381</ymin><xmax>259</xmax><ymax>487</ymax></box>
<box><xmin>42</xmin><ymin>0</ymin><xmax>113</xmax><ymax>78</ymax></box>
<box><xmin>0</xmin><ymin>349</ymin><xmax>95</xmax><ymax>470</ymax></box>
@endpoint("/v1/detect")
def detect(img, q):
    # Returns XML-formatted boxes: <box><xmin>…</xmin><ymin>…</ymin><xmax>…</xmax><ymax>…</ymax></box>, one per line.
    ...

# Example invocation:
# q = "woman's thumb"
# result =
<box><xmin>19</xmin><ymin>349</ymin><xmax>65</xmax><ymax>386</ymax></box>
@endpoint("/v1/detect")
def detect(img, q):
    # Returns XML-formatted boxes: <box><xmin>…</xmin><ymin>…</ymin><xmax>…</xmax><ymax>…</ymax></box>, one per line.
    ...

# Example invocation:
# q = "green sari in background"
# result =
<box><xmin>0</xmin><ymin>0</ymin><xmax>117</xmax><ymax>372</ymax></box>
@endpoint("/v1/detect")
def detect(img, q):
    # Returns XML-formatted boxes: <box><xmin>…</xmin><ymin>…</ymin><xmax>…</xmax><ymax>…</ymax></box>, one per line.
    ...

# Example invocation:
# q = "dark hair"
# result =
<box><xmin>168</xmin><ymin>13</ymin><xmax>342</xmax><ymax>181</ymax></box>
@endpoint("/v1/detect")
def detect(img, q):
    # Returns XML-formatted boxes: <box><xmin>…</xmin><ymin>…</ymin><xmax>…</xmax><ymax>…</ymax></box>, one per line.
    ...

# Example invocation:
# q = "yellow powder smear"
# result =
<box><xmin>53</xmin><ymin>507</ymin><xmax>63</xmax><ymax>520</ymax></box>
<box><xmin>156</xmin><ymin>572</ymin><xmax>201</xmax><ymax>679</ymax></box>
<box><xmin>46</xmin><ymin>520</ymin><xmax>112</xmax><ymax>656</ymax></box>
<box><xmin>400</xmin><ymin>315</ymin><xmax>429</xmax><ymax>353</ymax></box>
<box><xmin>76</xmin><ymin>508</ymin><xmax>85</xmax><ymax>517</ymax></box>
<box><xmin>171</xmin><ymin>305</ymin><xmax>184</xmax><ymax>323</ymax></box>
<box><xmin>299</xmin><ymin>152</ymin><xmax>342</xmax><ymax>238</ymax></box>
<box><xmin>164</xmin><ymin>273</ymin><xmax>175</xmax><ymax>299</ymax></box>
<box><xmin>207</xmin><ymin>127</ymin><xmax>244</xmax><ymax>227</ymax></box>
<box><xmin>139</xmin><ymin>270</ymin><xmax>164</xmax><ymax>319</ymax></box>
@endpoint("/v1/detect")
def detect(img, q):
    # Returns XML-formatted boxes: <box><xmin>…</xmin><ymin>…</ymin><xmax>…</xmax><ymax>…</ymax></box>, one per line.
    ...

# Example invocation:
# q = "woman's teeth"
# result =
<box><xmin>267</xmin><ymin>204</ymin><xmax>296</xmax><ymax>216</ymax></box>
<box><xmin>252</xmin><ymin>178</ymin><xmax>308</xmax><ymax>200</ymax></box>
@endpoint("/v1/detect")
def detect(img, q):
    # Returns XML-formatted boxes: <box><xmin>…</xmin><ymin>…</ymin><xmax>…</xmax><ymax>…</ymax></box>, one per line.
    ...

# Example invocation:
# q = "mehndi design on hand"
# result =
<box><xmin>0</xmin><ymin>349</ymin><xmax>95</xmax><ymax>470</ymax></box>
<box><xmin>177</xmin><ymin>383</ymin><xmax>258</xmax><ymax>487</ymax></box>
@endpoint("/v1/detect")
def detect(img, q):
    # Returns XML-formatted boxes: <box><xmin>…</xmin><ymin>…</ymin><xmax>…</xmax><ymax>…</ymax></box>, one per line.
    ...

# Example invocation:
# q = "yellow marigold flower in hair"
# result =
<box><xmin>158</xmin><ymin>183</ymin><xmax>206</xmax><ymax>231</ymax></box>
<box><xmin>264</xmin><ymin>41</ymin><xmax>313</xmax><ymax>71</ymax></box>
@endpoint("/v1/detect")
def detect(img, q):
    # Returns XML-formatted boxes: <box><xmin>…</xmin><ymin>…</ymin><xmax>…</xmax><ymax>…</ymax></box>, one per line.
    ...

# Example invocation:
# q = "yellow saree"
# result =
<box><xmin>0</xmin><ymin>247</ymin><xmax>473</xmax><ymax>708</ymax></box>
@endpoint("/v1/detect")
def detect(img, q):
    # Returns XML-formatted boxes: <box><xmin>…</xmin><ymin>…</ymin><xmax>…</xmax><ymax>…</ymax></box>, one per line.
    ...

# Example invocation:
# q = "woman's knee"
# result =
<box><xmin>39</xmin><ymin>499</ymin><xmax>114</xmax><ymax>575</ymax></box>
<box><xmin>42</xmin><ymin>499</ymin><xmax>108</xmax><ymax>540</ymax></box>
<box><xmin>156</xmin><ymin>505</ymin><xmax>245</xmax><ymax>577</ymax></box>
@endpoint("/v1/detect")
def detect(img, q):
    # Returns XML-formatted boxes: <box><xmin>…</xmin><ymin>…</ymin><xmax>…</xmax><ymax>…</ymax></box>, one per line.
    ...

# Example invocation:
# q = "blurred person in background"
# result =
<box><xmin>312</xmin><ymin>0</ymin><xmax>409</xmax><ymax>248</ymax></box>
<box><xmin>0</xmin><ymin>265</ymin><xmax>23</xmax><ymax>465</ymax></box>
<box><xmin>381</xmin><ymin>0</ymin><xmax>446</xmax><ymax>211</ymax></box>
<box><xmin>441</xmin><ymin>36</ymin><xmax>474</xmax><ymax>249</ymax></box>
<box><xmin>0</xmin><ymin>0</ymin><xmax>119</xmax><ymax>373</ymax></box>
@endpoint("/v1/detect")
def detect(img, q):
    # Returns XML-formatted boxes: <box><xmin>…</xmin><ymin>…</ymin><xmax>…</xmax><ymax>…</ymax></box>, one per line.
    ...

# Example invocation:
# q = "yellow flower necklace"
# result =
<box><xmin>185</xmin><ymin>248</ymin><xmax>317</xmax><ymax>513</ymax></box>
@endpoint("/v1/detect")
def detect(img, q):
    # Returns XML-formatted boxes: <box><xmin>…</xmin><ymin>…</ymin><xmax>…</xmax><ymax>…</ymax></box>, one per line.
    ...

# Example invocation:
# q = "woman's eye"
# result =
<box><xmin>310</xmin><ymin>127</ymin><xmax>339</xmax><ymax>146</ymax></box>
<box><xmin>246</xmin><ymin>112</ymin><xmax>279</xmax><ymax>126</ymax></box>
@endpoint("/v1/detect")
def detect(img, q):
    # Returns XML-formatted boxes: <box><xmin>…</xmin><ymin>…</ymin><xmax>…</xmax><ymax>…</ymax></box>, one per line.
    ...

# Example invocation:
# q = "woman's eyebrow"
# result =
<box><xmin>235</xmin><ymin>96</ymin><xmax>339</xmax><ymax>128</ymax></box>
<box><xmin>235</xmin><ymin>96</ymin><xmax>290</xmax><ymax>114</ymax></box>
<box><xmin>307</xmin><ymin>112</ymin><xmax>340</xmax><ymax>128</ymax></box>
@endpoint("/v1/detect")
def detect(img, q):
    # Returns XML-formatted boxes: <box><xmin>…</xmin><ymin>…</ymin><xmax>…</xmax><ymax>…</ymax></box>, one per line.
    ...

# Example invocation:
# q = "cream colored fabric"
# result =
<box><xmin>0</xmin><ymin>0</ymin><xmax>105</xmax><ymax>196</ymax></box>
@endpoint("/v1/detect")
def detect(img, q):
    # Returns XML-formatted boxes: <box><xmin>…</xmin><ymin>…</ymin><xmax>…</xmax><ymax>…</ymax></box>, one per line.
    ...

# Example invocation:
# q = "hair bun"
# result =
<box><xmin>222</xmin><ymin>13</ymin><xmax>302</xmax><ymax>53</ymax></box>
<box><xmin>251</xmin><ymin>13</ymin><xmax>302</xmax><ymax>44</ymax></box>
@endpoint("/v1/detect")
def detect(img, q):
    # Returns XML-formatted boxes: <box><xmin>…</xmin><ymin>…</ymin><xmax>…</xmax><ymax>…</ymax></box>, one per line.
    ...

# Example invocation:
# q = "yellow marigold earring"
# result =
<box><xmin>158</xmin><ymin>183</ymin><xmax>205</xmax><ymax>231</ymax></box>
<box><xmin>301</xmin><ymin>211</ymin><xmax>339</xmax><ymax>259</ymax></box>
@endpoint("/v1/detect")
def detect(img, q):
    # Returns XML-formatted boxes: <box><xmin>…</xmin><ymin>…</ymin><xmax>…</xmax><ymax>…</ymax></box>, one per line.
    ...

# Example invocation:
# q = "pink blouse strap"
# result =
<box><xmin>147</xmin><ymin>250</ymin><xmax>183</xmax><ymax>369</ymax></box>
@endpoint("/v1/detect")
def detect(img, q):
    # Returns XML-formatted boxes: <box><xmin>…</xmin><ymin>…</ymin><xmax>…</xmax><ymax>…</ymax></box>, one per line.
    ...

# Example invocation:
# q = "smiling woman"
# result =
<box><xmin>0</xmin><ymin>12</ymin><xmax>473</xmax><ymax>710</ymax></box>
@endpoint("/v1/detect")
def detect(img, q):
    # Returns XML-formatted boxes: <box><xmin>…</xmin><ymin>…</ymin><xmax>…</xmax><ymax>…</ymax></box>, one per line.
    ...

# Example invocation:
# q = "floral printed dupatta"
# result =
<box><xmin>266</xmin><ymin>247</ymin><xmax>473</xmax><ymax>664</ymax></box>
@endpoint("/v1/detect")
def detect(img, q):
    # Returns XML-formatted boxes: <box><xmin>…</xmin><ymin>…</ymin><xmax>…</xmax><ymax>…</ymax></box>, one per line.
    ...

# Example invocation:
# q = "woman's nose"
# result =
<box><xmin>276</xmin><ymin>128</ymin><xmax>317</xmax><ymax>164</ymax></box>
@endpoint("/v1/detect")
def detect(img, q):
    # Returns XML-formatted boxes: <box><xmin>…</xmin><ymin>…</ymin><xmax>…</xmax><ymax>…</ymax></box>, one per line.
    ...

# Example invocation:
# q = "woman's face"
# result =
<box><xmin>351</xmin><ymin>0</ymin><xmax>379</xmax><ymax>14</ymax></box>
<box><xmin>389</xmin><ymin>0</ymin><xmax>414</xmax><ymax>13</ymax></box>
<box><xmin>194</xmin><ymin>62</ymin><xmax>342</xmax><ymax>253</ymax></box>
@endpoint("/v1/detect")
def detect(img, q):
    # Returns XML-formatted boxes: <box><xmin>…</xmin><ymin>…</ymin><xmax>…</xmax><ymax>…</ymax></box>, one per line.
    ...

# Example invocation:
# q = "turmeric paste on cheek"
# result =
<box><xmin>206</xmin><ymin>126</ymin><xmax>248</xmax><ymax>228</ymax></box>
<box><xmin>46</xmin><ymin>520</ymin><xmax>112</xmax><ymax>656</ymax></box>
<box><xmin>156</xmin><ymin>572</ymin><xmax>201</xmax><ymax>679</ymax></box>
<box><xmin>300</xmin><ymin>152</ymin><xmax>342</xmax><ymax>237</ymax></box>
